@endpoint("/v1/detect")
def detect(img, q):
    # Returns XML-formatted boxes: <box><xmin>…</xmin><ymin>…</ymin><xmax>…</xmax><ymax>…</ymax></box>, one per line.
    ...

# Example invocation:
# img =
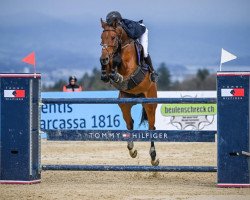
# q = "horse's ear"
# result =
<box><xmin>100</xmin><ymin>18</ymin><xmax>107</xmax><ymax>29</ymax></box>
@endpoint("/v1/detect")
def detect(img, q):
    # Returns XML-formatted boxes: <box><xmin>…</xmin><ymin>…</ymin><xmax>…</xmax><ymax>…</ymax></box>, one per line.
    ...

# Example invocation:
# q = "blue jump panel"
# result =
<box><xmin>0</xmin><ymin>73</ymin><xmax>41</xmax><ymax>184</ymax></box>
<box><xmin>217</xmin><ymin>71</ymin><xmax>250</xmax><ymax>188</ymax></box>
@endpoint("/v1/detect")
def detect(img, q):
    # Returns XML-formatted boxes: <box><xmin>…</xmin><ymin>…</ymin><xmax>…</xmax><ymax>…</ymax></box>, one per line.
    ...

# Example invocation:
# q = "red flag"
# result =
<box><xmin>22</xmin><ymin>52</ymin><xmax>35</xmax><ymax>66</ymax></box>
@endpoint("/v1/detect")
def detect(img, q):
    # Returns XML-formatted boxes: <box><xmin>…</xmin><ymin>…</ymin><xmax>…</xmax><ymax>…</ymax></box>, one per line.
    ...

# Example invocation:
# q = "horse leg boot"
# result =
<box><xmin>145</xmin><ymin>55</ymin><xmax>158</xmax><ymax>82</ymax></box>
<box><xmin>149</xmin><ymin>141</ymin><xmax>159</xmax><ymax>166</ymax></box>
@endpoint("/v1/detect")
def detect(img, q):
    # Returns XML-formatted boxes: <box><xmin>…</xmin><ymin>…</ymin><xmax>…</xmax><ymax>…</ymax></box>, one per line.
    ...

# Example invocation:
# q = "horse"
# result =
<box><xmin>99</xmin><ymin>19</ymin><xmax>159</xmax><ymax>166</ymax></box>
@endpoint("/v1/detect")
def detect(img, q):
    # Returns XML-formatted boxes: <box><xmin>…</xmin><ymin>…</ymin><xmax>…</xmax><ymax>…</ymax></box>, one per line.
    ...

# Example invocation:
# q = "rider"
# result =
<box><xmin>63</xmin><ymin>76</ymin><xmax>83</xmax><ymax>92</ymax></box>
<box><xmin>106</xmin><ymin>11</ymin><xmax>158</xmax><ymax>82</ymax></box>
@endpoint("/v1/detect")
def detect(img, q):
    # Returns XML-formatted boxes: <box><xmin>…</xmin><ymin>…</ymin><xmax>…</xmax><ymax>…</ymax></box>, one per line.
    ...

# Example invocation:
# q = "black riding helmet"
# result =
<box><xmin>69</xmin><ymin>76</ymin><xmax>77</xmax><ymax>82</ymax></box>
<box><xmin>106</xmin><ymin>11</ymin><xmax>122</xmax><ymax>26</ymax></box>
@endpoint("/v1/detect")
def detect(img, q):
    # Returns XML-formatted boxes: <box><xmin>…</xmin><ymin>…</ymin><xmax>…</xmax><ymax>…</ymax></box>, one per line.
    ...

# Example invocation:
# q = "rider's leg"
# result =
<box><xmin>144</xmin><ymin>55</ymin><xmax>158</xmax><ymax>82</ymax></box>
<box><xmin>139</xmin><ymin>26</ymin><xmax>158</xmax><ymax>82</ymax></box>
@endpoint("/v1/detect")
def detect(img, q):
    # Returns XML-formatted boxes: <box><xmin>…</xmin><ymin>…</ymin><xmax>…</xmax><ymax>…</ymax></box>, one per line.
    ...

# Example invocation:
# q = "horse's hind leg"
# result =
<box><xmin>118</xmin><ymin>103</ymin><xmax>137</xmax><ymax>158</ymax></box>
<box><xmin>149</xmin><ymin>140</ymin><xmax>159</xmax><ymax>166</ymax></box>
<box><xmin>127</xmin><ymin>132</ymin><xmax>137</xmax><ymax>158</ymax></box>
<box><xmin>145</xmin><ymin>105</ymin><xmax>159</xmax><ymax>166</ymax></box>
<box><xmin>144</xmin><ymin>84</ymin><xmax>159</xmax><ymax>166</ymax></box>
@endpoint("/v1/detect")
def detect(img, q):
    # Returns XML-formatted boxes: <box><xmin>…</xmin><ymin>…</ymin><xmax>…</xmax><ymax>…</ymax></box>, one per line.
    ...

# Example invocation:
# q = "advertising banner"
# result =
<box><xmin>41</xmin><ymin>91</ymin><xmax>217</xmax><ymax>131</ymax></box>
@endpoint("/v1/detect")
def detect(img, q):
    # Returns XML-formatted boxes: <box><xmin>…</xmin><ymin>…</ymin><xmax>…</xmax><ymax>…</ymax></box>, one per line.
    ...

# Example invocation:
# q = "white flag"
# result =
<box><xmin>219</xmin><ymin>48</ymin><xmax>237</xmax><ymax>71</ymax></box>
<box><xmin>221</xmin><ymin>48</ymin><xmax>237</xmax><ymax>64</ymax></box>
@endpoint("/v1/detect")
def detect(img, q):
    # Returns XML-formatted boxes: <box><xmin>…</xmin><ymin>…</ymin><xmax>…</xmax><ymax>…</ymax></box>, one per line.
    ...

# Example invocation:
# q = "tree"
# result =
<box><xmin>78</xmin><ymin>73</ymin><xmax>89</xmax><ymax>90</ymax></box>
<box><xmin>78</xmin><ymin>68</ymin><xmax>114</xmax><ymax>91</ymax></box>
<box><xmin>197</xmin><ymin>69</ymin><xmax>210</xmax><ymax>81</ymax></box>
<box><xmin>157</xmin><ymin>62</ymin><xmax>171</xmax><ymax>91</ymax></box>
<box><xmin>170</xmin><ymin>69</ymin><xmax>215</xmax><ymax>91</ymax></box>
<box><xmin>42</xmin><ymin>79</ymin><xmax>67</xmax><ymax>92</ymax></box>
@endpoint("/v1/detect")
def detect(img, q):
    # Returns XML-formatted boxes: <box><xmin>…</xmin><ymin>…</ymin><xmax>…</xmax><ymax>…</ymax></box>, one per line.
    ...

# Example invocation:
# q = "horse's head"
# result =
<box><xmin>100</xmin><ymin>19</ymin><xmax>122</xmax><ymax>67</ymax></box>
<box><xmin>100</xmin><ymin>19</ymin><xmax>124</xmax><ymax>83</ymax></box>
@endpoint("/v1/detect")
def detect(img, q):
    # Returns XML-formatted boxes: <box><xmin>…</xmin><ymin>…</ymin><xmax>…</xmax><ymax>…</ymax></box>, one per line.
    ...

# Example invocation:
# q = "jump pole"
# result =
<box><xmin>42</xmin><ymin>165</ymin><xmax>217</xmax><ymax>172</ymax></box>
<box><xmin>42</xmin><ymin>97</ymin><xmax>217</xmax><ymax>104</ymax></box>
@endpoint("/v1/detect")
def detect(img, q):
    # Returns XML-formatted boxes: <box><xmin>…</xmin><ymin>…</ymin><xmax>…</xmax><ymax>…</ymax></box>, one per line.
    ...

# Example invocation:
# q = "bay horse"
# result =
<box><xmin>99</xmin><ymin>19</ymin><xmax>159</xmax><ymax>166</ymax></box>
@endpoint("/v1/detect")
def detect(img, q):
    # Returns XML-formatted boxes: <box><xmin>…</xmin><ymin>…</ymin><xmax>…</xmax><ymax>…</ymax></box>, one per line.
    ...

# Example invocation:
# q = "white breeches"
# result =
<box><xmin>138</xmin><ymin>24</ymin><xmax>148</xmax><ymax>58</ymax></box>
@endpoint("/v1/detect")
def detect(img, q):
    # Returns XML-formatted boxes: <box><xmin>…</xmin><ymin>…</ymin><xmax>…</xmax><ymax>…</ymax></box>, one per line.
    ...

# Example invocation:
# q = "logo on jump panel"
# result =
<box><xmin>221</xmin><ymin>88</ymin><xmax>244</xmax><ymax>100</ymax></box>
<box><xmin>4</xmin><ymin>90</ymin><xmax>25</xmax><ymax>99</ymax></box>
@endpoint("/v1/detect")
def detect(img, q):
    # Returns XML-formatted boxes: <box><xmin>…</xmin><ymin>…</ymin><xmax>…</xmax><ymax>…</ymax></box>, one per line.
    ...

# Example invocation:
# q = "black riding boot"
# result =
<box><xmin>145</xmin><ymin>55</ymin><xmax>158</xmax><ymax>82</ymax></box>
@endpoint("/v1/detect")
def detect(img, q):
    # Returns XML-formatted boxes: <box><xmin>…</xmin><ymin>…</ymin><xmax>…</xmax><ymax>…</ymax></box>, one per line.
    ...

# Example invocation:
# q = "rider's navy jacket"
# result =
<box><xmin>120</xmin><ymin>19</ymin><xmax>146</xmax><ymax>40</ymax></box>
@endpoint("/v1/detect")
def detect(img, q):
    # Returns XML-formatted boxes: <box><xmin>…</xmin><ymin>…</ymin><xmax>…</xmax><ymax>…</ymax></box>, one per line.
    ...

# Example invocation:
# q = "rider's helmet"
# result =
<box><xmin>106</xmin><ymin>11</ymin><xmax>122</xmax><ymax>26</ymax></box>
<box><xmin>69</xmin><ymin>76</ymin><xmax>77</xmax><ymax>83</ymax></box>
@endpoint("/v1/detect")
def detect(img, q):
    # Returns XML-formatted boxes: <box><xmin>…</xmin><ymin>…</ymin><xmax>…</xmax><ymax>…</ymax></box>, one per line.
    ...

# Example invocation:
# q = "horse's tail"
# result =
<box><xmin>140</xmin><ymin>107</ymin><xmax>148</xmax><ymax>126</ymax></box>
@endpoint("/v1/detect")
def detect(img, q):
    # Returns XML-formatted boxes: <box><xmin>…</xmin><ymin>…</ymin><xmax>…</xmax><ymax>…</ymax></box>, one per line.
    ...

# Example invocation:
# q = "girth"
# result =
<box><xmin>111</xmin><ymin>65</ymin><xmax>148</xmax><ymax>91</ymax></box>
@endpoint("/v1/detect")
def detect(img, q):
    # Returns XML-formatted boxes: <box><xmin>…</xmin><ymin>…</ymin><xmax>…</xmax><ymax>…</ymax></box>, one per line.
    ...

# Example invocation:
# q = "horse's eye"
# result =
<box><xmin>111</xmin><ymin>36</ymin><xmax>116</xmax><ymax>40</ymax></box>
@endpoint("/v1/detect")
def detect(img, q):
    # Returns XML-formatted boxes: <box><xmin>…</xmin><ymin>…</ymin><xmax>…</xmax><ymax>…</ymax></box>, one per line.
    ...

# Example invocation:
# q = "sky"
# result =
<box><xmin>0</xmin><ymin>0</ymin><xmax>249</xmax><ymax>81</ymax></box>
<box><xmin>1</xmin><ymin>0</ymin><xmax>249</xmax><ymax>25</ymax></box>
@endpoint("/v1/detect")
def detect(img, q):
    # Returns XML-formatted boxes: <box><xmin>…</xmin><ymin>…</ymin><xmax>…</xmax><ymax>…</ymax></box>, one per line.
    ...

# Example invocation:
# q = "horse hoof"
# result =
<box><xmin>129</xmin><ymin>149</ymin><xmax>137</xmax><ymax>158</ymax></box>
<box><xmin>151</xmin><ymin>158</ymin><xmax>160</xmax><ymax>166</ymax></box>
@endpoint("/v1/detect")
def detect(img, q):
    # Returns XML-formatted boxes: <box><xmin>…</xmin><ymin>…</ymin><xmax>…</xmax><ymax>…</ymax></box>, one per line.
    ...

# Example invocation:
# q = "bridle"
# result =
<box><xmin>100</xmin><ymin>26</ymin><xmax>134</xmax><ymax>66</ymax></box>
<box><xmin>100</xmin><ymin>27</ymin><xmax>122</xmax><ymax>64</ymax></box>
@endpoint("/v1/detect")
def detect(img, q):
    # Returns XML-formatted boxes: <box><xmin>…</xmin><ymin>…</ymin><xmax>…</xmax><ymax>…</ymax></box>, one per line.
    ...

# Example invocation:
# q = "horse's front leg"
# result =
<box><xmin>118</xmin><ymin>103</ymin><xmax>137</xmax><ymax>158</ymax></box>
<box><xmin>109</xmin><ymin>54</ymin><xmax>123</xmax><ymax>83</ymax></box>
<box><xmin>100</xmin><ymin>64</ymin><xmax>110</xmax><ymax>83</ymax></box>
<box><xmin>143</xmin><ymin>103</ymin><xmax>159</xmax><ymax>166</ymax></box>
